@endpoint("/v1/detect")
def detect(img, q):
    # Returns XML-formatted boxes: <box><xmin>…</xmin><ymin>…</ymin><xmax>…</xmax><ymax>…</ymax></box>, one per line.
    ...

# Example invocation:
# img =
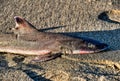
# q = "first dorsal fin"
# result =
<box><xmin>13</xmin><ymin>16</ymin><xmax>38</xmax><ymax>35</ymax></box>
<box><xmin>14</xmin><ymin>16</ymin><xmax>25</xmax><ymax>25</ymax></box>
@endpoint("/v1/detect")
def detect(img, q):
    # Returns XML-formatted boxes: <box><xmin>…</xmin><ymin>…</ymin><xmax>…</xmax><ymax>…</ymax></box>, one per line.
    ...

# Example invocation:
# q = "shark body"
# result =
<box><xmin>0</xmin><ymin>16</ymin><xmax>109</xmax><ymax>62</ymax></box>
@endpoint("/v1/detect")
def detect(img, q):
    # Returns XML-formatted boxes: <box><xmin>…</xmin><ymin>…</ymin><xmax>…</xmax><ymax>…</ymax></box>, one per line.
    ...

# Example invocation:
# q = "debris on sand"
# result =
<box><xmin>106</xmin><ymin>10</ymin><xmax>120</xmax><ymax>22</ymax></box>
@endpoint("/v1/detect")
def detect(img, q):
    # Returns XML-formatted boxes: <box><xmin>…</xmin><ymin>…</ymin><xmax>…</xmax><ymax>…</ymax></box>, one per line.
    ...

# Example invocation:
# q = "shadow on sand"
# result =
<box><xmin>12</xmin><ymin>56</ymin><xmax>51</xmax><ymax>81</ymax></box>
<box><xmin>38</xmin><ymin>26</ymin><xmax>120</xmax><ymax>51</ymax></box>
<box><xmin>38</xmin><ymin>12</ymin><xmax>120</xmax><ymax>51</ymax></box>
<box><xmin>0</xmin><ymin>54</ymin><xmax>51</xmax><ymax>81</ymax></box>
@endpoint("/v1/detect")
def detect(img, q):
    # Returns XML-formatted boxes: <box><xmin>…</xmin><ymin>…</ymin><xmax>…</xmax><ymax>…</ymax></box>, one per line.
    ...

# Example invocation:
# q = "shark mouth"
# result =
<box><xmin>72</xmin><ymin>44</ymin><xmax>108</xmax><ymax>54</ymax></box>
<box><xmin>73</xmin><ymin>43</ymin><xmax>109</xmax><ymax>54</ymax></box>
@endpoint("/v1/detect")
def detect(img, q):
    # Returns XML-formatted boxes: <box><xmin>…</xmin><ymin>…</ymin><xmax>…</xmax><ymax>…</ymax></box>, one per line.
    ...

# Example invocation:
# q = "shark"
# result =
<box><xmin>0</xmin><ymin>16</ymin><xmax>109</xmax><ymax>62</ymax></box>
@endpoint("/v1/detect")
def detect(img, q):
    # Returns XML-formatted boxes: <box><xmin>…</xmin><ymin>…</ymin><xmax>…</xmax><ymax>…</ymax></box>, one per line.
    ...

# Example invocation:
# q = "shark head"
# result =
<box><xmin>12</xmin><ymin>16</ymin><xmax>38</xmax><ymax>35</ymax></box>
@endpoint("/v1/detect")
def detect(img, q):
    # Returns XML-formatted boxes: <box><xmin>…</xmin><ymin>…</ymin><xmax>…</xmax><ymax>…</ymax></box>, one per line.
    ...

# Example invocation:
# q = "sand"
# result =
<box><xmin>0</xmin><ymin>0</ymin><xmax>120</xmax><ymax>81</ymax></box>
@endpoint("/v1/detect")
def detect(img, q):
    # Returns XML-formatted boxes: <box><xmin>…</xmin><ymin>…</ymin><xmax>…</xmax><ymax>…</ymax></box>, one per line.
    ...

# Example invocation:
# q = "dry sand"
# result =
<box><xmin>0</xmin><ymin>0</ymin><xmax>120</xmax><ymax>81</ymax></box>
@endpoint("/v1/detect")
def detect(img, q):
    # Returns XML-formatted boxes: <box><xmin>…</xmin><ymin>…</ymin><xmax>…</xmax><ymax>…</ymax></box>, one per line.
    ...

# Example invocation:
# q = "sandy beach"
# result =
<box><xmin>0</xmin><ymin>0</ymin><xmax>120</xmax><ymax>81</ymax></box>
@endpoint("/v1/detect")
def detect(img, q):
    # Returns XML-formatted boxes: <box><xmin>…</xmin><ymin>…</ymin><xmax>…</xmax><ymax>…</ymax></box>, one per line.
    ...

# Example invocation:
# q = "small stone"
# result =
<box><xmin>98</xmin><ymin>76</ymin><xmax>108</xmax><ymax>81</ymax></box>
<box><xmin>72</xmin><ymin>77</ymin><xmax>86</xmax><ymax>81</ymax></box>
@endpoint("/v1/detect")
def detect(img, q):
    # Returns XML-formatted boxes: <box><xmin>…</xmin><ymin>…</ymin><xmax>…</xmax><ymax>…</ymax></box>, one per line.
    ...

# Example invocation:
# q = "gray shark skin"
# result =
<box><xmin>0</xmin><ymin>16</ymin><xmax>109</xmax><ymax>62</ymax></box>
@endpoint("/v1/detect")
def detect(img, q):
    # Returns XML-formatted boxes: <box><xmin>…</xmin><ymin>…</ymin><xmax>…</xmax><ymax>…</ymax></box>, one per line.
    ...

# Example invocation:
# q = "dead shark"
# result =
<box><xmin>0</xmin><ymin>16</ymin><xmax>109</xmax><ymax>62</ymax></box>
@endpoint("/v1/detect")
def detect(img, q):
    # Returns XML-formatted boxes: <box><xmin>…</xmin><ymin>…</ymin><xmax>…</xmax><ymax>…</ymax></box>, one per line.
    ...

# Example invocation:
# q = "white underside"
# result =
<box><xmin>0</xmin><ymin>47</ymin><xmax>51</xmax><ymax>55</ymax></box>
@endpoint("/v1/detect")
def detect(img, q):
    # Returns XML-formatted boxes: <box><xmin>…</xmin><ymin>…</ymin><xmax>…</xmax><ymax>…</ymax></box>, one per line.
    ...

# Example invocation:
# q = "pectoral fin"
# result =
<box><xmin>31</xmin><ymin>53</ymin><xmax>62</xmax><ymax>62</ymax></box>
